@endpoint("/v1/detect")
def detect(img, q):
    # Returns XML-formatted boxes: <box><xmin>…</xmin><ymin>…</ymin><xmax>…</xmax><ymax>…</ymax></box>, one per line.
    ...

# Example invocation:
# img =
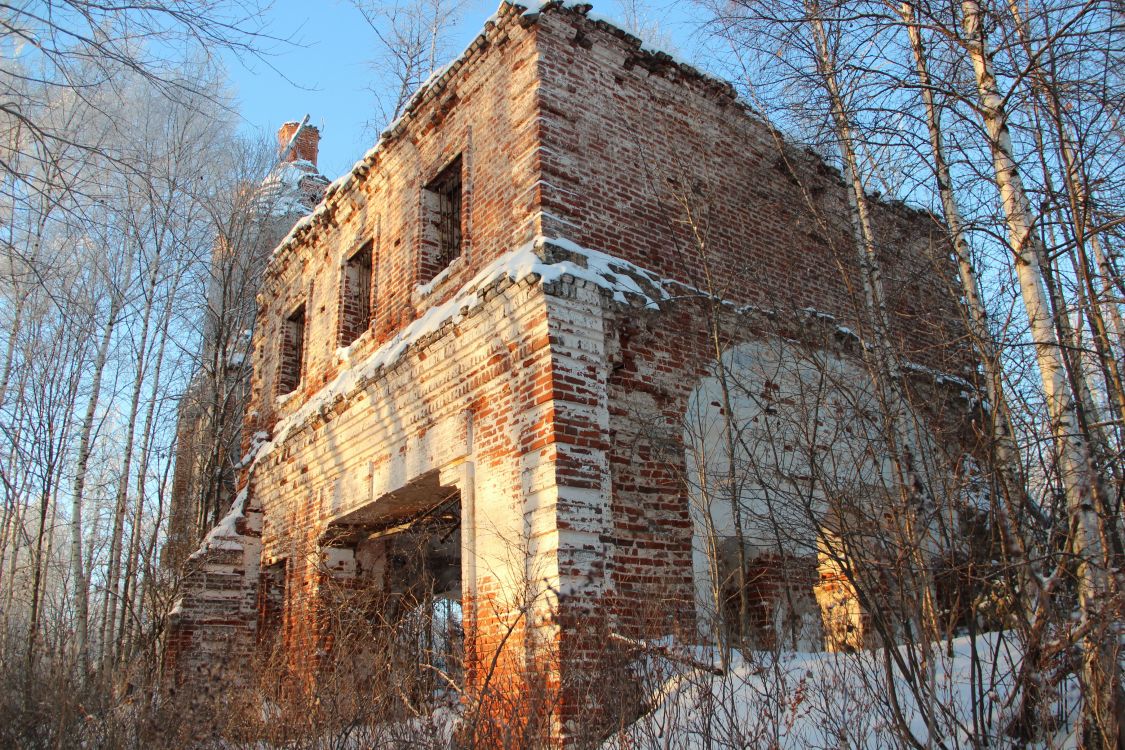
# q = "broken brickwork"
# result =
<box><xmin>167</xmin><ymin>2</ymin><xmax>974</xmax><ymax>745</ymax></box>
<box><xmin>165</xmin><ymin>125</ymin><xmax>328</xmax><ymax>568</ymax></box>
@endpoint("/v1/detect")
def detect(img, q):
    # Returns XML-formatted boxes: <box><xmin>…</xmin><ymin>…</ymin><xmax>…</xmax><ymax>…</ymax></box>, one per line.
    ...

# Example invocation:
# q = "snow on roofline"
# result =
<box><xmin>187</xmin><ymin>487</ymin><xmax>249</xmax><ymax>561</ymax></box>
<box><xmin>192</xmin><ymin>234</ymin><xmax>976</xmax><ymax>562</ymax></box>
<box><xmin>251</xmin><ymin>235</ymin><xmax>977</xmax><ymax>476</ymax></box>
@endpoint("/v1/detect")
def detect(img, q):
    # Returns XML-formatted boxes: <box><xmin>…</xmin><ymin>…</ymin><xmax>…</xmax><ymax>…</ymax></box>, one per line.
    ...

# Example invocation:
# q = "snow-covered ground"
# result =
<box><xmin>603</xmin><ymin>633</ymin><xmax>1080</xmax><ymax>749</ymax></box>
<box><xmin>190</xmin><ymin>633</ymin><xmax>1081</xmax><ymax>749</ymax></box>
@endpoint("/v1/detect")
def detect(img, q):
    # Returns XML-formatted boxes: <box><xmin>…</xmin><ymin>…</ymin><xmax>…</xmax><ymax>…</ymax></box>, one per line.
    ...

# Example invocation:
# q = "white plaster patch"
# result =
<box><xmin>685</xmin><ymin>337</ymin><xmax>940</xmax><ymax>644</ymax></box>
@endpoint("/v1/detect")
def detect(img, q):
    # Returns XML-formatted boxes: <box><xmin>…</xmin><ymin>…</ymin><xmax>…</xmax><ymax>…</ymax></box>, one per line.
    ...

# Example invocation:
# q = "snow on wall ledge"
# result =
<box><xmin>188</xmin><ymin>235</ymin><xmax>976</xmax><ymax>561</ymax></box>
<box><xmin>186</xmin><ymin>488</ymin><xmax>250</xmax><ymax>561</ymax></box>
<box><xmin>261</xmin><ymin>235</ymin><xmax>670</xmax><ymax>462</ymax></box>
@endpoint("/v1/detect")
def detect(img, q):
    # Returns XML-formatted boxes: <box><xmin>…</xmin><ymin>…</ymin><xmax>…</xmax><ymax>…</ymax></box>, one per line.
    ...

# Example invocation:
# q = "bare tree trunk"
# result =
<box><xmin>117</xmin><ymin>275</ymin><xmax>177</xmax><ymax>665</ymax></box>
<box><xmin>0</xmin><ymin>407</ymin><xmax>27</xmax><ymax>638</ymax></box>
<box><xmin>895</xmin><ymin>11</ymin><xmax>1059</xmax><ymax>734</ymax></box>
<box><xmin>70</xmin><ymin>246</ymin><xmax>133</xmax><ymax>683</ymax></box>
<box><xmin>805</xmin><ymin>5</ymin><xmax>944</xmax><ymax>743</ymax></box>
<box><xmin>144</xmin><ymin>450</ymin><xmax>177</xmax><ymax>685</ymax></box>
<box><xmin>0</xmin><ymin>298</ymin><xmax>22</xmax><ymax>412</ymax></box>
<box><xmin>960</xmin><ymin>2</ymin><xmax>1121</xmax><ymax>745</ymax></box>
<box><xmin>897</xmin><ymin>0</ymin><xmax>1055</xmax><ymax>599</ymax></box>
<box><xmin>1090</xmin><ymin>232</ymin><xmax>1125</xmax><ymax>355</ymax></box>
<box><xmin>809</xmin><ymin>0</ymin><xmax>937</xmax><ymax>594</ymax></box>
<box><xmin>1005</xmin><ymin>0</ymin><xmax>1125</xmax><ymax>443</ymax></box>
<box><xmin>24</xmin><ymin>486</ymin><xmax>51</xmax><ymax>697</ymax></box>
<box><xmin>0</xmin><ymin>501</ymin><xmax>20</xmax><ymax>649</ymax></box>
<box><xmin>100</xmin><ymin>248</ymin><xmax>160</xmax><ymax>674</ymax></box>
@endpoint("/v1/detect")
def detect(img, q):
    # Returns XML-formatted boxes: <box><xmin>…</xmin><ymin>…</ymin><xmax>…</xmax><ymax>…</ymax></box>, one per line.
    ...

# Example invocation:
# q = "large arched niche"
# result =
<box><xmin>685</xmin><ymin>336</ymin><xmax>936</xmax><ymax>652</ymax></box>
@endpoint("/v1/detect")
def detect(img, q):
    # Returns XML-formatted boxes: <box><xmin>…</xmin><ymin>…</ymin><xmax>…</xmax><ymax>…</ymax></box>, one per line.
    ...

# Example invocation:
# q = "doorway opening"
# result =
<box><xmin>319</xmin><ymin>470</ymin><xmax>463</xmax><ymax>712</ymax></box>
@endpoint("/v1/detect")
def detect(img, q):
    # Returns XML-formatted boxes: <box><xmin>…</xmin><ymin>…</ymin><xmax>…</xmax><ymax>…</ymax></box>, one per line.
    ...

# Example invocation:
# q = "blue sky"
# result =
<box><xmin>223</xmin><ymin>0</ymin><xmax>705</xmax><ymax>179</ymax></box>
<box><xmin>223</xmin><ymin>0</ymin><xmax>488</xmax><ymax>179</ymax></box>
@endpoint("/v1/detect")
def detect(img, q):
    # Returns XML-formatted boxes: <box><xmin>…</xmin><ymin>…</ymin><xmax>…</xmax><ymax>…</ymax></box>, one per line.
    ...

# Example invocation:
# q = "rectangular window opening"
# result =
<box><xmin>258</xmin><ymin>558</ymin><xmax>288</xmax><ymax>648</ymax></box>
<box><xmin>420</xmin><ymin>156</ymin><xmax>462</xmax><ymax>284</ymax></box>
<box><xmin>339</xmin><ymin>241</ymin><xmax>374</xmax><ymax>346</ymax></box>
<box><xmin>278</xmin><ymin>304</ymin><xmax>306</xmax><ymax>395</ymax></box>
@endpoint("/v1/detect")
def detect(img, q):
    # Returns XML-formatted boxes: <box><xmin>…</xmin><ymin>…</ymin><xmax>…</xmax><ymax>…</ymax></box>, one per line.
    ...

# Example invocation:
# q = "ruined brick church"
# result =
<box><xmin>167</xmin><ymin>1</ymin><xmax>971</xmax><ymax>744</ymax></box>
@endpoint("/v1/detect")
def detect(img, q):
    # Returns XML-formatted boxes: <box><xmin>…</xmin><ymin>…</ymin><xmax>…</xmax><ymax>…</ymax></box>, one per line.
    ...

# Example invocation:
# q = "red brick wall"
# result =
<box><xmin>251</xmin><ymin>5</ymin><xmax>546</xmax><ymax>434</ymax></box>
<box><xmin>278</xmin><ymin>122</ymin><xmax>320</xmax><ymax>166</ymax></box>
<box><xmin>528</xmin><ymin>11</ymin><xmax>965</xmax><ymax>737</ymax></box>
<box><xmin>533</xmin><ymin>7</ymin><xmax>966</xmax><ymax>371</ymax></box>
<box><xmin>248</xmin><ymin>273</ymin><xmax>563</xmax><ymax>720</ymax></box>
<box><xmin>170</xmin><ymin>3</ymin><xmax>975</xmax><ymax>744</ymax></box>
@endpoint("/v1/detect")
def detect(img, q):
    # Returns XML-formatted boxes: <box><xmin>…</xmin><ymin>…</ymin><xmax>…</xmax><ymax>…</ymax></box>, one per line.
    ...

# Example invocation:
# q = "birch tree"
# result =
<box><xmin>956</xmin><ymin>3</ymin><xmax>1121</xmax><ymax>744</ymax></box>
<box><xmin>699</xmin><ymin>0</ymin><xmax>1123</xmax><ymax>742</ymax></box>
<box><xmin>0</xmin><ymin>36</ymin><xmax>257</xmax><ymax>743</ymax></box>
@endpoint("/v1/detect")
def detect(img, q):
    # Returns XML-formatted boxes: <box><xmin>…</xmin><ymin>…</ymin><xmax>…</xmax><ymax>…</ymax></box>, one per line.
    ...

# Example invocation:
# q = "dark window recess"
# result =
<box><xmin>258</xmin><ymin>559</ymin><xmax>287</xmax><ymax>646</ymax></box>
<box><xmin>278</xmin><ymin>304</ymin><xmax>306</xmax><ymax>395</ymax></box>
<box><xmin>420</xmin><ymin>156</ymin><xmax>462</xmax><ymax>284</ymax></box>
<box><xmin>339</xmin><ymin>242</ymin><xmax>374</xmax><ymax>346</ymax></box>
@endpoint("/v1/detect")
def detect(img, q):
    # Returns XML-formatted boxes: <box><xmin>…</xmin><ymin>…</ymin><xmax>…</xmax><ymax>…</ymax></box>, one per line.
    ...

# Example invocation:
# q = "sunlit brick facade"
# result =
<box><xmin>166</xmin><ymin>3</ymin><xmax>972</xmax><ymax>744</ymax></box>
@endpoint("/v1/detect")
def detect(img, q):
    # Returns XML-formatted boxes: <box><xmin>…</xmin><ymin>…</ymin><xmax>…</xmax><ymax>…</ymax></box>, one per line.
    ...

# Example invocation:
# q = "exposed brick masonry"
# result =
<box><xmin>166</xmin><ymin>4</ymin><xmax>973</xmax><ymax>746</ymax></box>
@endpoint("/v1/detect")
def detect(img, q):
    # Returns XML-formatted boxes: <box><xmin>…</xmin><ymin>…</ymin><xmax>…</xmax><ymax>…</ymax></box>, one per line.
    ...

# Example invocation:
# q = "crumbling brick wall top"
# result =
<box><xmin>251</xmin><ymin>1</ymin><xmax>967</xmax><ymax>442</ymax></box>
<box><xmin>250</xmin><ymin>2</ymin><xmax>546</xmax><ymax>434</ymax></box>
<box><xmin>530</xmin><ymin>4</ymin><xmax>964</xmax><ymax>369</ymax></box>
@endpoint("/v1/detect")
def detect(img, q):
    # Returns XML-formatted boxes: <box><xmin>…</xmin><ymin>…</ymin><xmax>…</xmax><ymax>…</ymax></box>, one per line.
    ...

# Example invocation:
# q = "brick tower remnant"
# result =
<box><xmin>165</xmin><ymin>121</ymin><xmax>327</xmax><ymax>577</ymax></box>
<box><xmin>278</xmin><ymin>120</ymin><xmax>321</xmax><ymax>165</ymax></box>
<box><xmin>166</xmin><ymin>4</ymin><xmax>976</xmax><ymax>745</ymax></box>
